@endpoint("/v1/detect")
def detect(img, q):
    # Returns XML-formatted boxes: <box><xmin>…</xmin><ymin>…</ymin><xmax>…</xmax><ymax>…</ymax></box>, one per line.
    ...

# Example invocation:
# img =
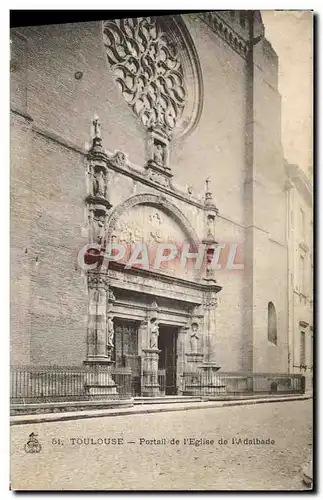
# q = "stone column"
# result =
<box><xmin>203</xmin><ymin>293</ymin><xmax>218</xmax><ymax>362</ymax></box>
<box><xmin>141</xmin><ymin>348</ymin><xmax>161</xmax><ymax>397</ymax></box>
<box><xmin>177</xmin><ymin>325</ymin><xmax>189</xmax><ymax>395</ymax></box>
<box><xmin>85</xmin><ymin>271</ymin><xmax>117</xmax><ymax>396</ymax></box>
<box><xmin>197</xmin><ymin>362</ymin><xmax>224</xmax><ymax>396</ymax></box>
<box><xmin>183</xmin><ymin>314</ymin><xmax>204</xmax><ymax>396</ymax></box>
<box><xmin>199</xmin><ymin>293</ymin><xmax>225</xmax><ymax>395</ymax></box>
<box><xmin>86</xmin><ymin>271</ymin><xmax>110</xmax><ymax>363</ymax></box>
<box><xmin>141</xmin><ymin>302</ymin><xmax>161</xmax><ymax>397</ymax></box>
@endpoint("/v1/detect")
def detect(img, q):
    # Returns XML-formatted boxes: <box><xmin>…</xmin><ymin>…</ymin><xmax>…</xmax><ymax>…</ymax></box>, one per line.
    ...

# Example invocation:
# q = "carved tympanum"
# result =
<box><xmin>103</xmin><ymin>17</ymin><xmax>186</xmax><ymax>137</ymax></box>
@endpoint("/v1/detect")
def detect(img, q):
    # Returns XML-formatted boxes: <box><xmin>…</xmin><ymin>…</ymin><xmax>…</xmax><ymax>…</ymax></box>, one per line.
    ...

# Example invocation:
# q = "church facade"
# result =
<box><xmin>10</xmin><ymin>11</ymin><xmax>311</xmax><ymax>397</ymax></box>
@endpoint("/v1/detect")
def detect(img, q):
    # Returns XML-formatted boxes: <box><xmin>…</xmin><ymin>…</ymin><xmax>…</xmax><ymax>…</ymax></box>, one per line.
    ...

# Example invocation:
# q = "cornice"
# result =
<box><xmin>108</xmin><ymin>261</ymin><xmax>222</xmax><ymax>294</ymax></box>
<box><xmin>197</xmin><ymin>11</ymin><xmax>249</xmax><ymax>60</ymax></box>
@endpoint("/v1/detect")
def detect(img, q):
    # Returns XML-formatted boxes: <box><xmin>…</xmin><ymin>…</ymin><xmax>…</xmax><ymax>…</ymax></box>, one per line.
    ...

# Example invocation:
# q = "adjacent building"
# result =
<box><xmin>286</xmin><ymin>162</ymin><xmax>313</xmax><ymax>390</ymax></box>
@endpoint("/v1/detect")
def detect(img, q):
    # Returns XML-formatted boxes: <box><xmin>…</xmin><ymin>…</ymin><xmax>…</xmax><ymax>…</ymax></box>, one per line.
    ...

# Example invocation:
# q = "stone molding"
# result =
<box><xmin>197</xmin><ymin>11</ymin><xmax>249</xmax><ymax>59</ymax></box>
<box><xmin>19</xmin><ymin>118</ymin><xmax>222</xmax><ymax>219</ymax></box>
<box><xmin>108</xmin><ymin>260</ymin><xmax>222</xmax><ymax>294</ymax></box>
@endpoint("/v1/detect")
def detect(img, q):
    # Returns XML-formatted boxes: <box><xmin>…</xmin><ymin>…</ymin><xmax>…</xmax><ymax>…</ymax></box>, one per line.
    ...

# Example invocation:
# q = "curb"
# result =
<box><xmin>10</xmin><ymin>394</ymin><xmax>312</xmax><ymax>426</ymax></box>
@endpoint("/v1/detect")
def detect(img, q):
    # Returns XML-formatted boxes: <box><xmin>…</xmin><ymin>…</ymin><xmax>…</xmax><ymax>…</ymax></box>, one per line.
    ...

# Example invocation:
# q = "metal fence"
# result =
<box><xmin>141</xmin><ymin>369</ymin><xmax>166</xmax><ymax>396</ymax></box>
<box><xmin>182</xmin><ymin>371</ymin><xmax>305</xmax><ymax>397</ymax></box>
<box><xmin>158</xmin><ymin>369</ymin><xmax>166</xmax><ymax>396</ymax></box>
<box><xmin>123</xmin><ymin>355</ymin><xmax>141</xmax><ymax>396</ymax></box>
<box><xmin>10</xmin><ymin>365</ymin><xmax>133</xmax><ymax>403</ymax></box>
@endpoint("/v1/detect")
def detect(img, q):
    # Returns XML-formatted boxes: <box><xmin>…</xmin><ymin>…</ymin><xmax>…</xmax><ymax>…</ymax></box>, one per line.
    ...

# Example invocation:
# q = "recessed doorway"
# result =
<box><xmin>158</xmin><ymin>325</ymin><xmax>178</xmax><ymax>395</ymax></box>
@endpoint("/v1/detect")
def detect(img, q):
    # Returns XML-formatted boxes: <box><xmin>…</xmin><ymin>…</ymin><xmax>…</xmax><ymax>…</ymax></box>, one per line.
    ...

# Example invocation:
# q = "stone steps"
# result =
<box><xmin>134</xmin><ymin>396</ymin><xmax>202</xmax><ymax>405</ymax></box>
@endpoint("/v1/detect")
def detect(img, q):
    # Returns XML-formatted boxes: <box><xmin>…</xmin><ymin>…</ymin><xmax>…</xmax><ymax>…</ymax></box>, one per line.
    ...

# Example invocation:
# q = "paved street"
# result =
<box><xmin>10</xmin><ymin>400</ymin><xmax>312</xmax><ymax>491</ymax></box>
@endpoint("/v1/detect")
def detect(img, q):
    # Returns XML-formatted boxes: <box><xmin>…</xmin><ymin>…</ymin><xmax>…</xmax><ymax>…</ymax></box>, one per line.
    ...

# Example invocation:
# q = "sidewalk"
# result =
<box><xmin>10</xmin><ymin>393</ymin><xmax>311</xmax><ymax>426</ymax></box>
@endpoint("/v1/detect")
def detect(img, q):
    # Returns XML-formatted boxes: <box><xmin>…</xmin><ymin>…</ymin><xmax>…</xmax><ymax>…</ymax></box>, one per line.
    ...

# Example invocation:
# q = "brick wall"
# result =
<box><xmin>10</xmin><ymin>13</ymin><xmax>289</xmax><ymax>372</ymax></box>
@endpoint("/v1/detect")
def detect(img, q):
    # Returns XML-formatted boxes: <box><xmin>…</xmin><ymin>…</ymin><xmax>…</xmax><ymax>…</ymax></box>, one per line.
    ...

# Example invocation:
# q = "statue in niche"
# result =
<box><xmin>107</xmin><ymin>316</ymin><xmax>114</xmax><ymax>348</ymax></box>
<box><xmin>190</xmin><ymin>323</ymin><xmax>200</xmax><ymax>353</ymax></box>
<box><xmin>93</xmin><ymin>212</ymin><xmax>106</xmax><ymax>246</ymax></box>
<box><xmin>150</xmin><ymin>319</ymin><xmax>159</xmax><ymax>349</ymax></box>
<box><xmin>207</xmin><ymin>215</ymin><xmax>215</xmax><ymax>238</ymax></box>
<box><xmin>151</xmin><ymin>300</ymin><xmax>158</xmax><ymax>310</ymax></box>
<box><xmin>93</xmin><ymin>169</ymin><xmax>106</xmax><ymax>198</ymax></box>
<box><xmin>153</xmin><ymin>143</ymin><xmax>164</xmax><ymax>167</ymax></box>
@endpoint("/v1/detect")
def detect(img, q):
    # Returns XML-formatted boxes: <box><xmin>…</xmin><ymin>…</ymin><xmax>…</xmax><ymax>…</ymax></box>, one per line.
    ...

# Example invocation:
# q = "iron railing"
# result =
<box><xmin>123</xmin><ymin>355</ymin><xmax>141</xmax><ymax>396</ymax></box>
<box><xmin>158</xmin><ymin>369</ymin><xmax>166</xmax><ymax>396</ymax></box>
<box><xmin>182</xmin><ymin>371</ymin><xmax>306</xmax><ymax>396</ymax></box>
<box><xmin>141</xmin><ymin>369</ymin><xmax>166</xmax><ymax>396</ymax></box>
<box><xmin>10</xmin><ymin>365</ymin><xmax>132</xmax><ymax>403</ymax></box>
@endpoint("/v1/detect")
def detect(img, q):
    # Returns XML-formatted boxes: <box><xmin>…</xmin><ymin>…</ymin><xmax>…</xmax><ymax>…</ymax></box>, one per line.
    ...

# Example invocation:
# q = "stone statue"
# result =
<box><xmin>92</xmin><ymin>116</ymin><xmax>101</xmax><ymax>139</ymax></box>
<box><xmin>149</xmin><ymin>212</ymin><xmax>163</xmax><ymax>243</ymax></box>
<box><xmin>93</xmin><ymin>212</ymin><xmax>106</xmax><ymax>246</ymax></box>
<box><xmin>107</xmin><ymin>316</ymin><xmax>114</xmax><ymax>347</ymax></box>
<box><xmin>153</xmin><ymin>143</ymin><xmax>164</xmax><ymax>166</ymax></box>
<box><xmin>190</xmin><ymin>323</ymin><xmax>200</xmax><ymax>352</ymax></box>
<box><xmin>93</xmin><ymin>170</ymin><xmax>106</xmax><ymax>198</ymax></box>
<box><xmin>207</xmin><ymin>214</ymin><xmax>215</xmax><ymax>238</ymax></box>
<box><xmin>150</xmin><ymin>320</ymin><xmax>159</xmax><ymax>349</ymax></box>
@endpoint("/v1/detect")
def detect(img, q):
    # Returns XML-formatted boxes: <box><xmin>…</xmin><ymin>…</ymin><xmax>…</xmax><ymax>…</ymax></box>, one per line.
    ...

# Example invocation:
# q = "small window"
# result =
<box><xmin>268</xmin><ymin>302</ymin><xmax>277</xmax><ymax>345</ymax></box>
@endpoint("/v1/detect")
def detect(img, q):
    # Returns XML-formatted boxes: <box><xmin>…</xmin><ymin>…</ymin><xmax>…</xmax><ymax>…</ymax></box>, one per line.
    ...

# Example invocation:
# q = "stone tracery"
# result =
<box><xmin>102</xmin><ymin>17</ymin><xmax>187</xmax><ymax>137</ymax></box>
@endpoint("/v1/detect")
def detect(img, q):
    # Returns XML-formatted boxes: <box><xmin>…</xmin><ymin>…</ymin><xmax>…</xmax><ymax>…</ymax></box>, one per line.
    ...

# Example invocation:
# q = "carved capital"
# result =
<box><xmin>204</xmin><ymin>296</ymin><xmax>218</xmax><ymax>310</ymax></box>
<box><xmin>87</xmin><ymin>271</ymin><xmax>109</xmax><ymax>289</ymax></box>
